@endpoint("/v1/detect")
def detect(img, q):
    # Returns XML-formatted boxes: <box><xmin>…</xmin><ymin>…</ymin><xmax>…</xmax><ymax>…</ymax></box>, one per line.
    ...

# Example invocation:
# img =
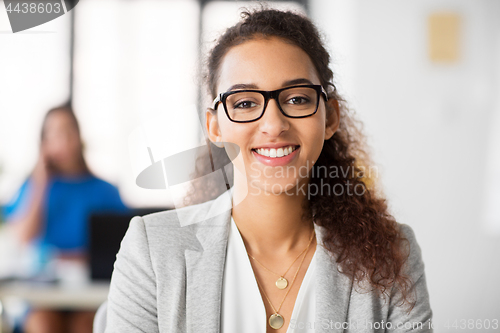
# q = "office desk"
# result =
<box><xmin>0</xmin><ymin>281</ymin><xmax>109</xmax><ymax>310</ymax></box>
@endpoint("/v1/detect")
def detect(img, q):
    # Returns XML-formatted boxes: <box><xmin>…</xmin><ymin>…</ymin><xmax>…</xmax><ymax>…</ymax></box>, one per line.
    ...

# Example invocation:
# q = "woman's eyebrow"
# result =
<box><xmin>283</xmin><ymin>78</ymin><xmax>315</xmax><ymax>86</ymax></box>
<box><xmin>227</xmin><ymin>83</ymin><xmax>259</xmax><ymax>91</ymax></box>
<box><xmin>226</xmin><ymin>78</ymin><xmax>314</xmax><ymax>92</ymax></box>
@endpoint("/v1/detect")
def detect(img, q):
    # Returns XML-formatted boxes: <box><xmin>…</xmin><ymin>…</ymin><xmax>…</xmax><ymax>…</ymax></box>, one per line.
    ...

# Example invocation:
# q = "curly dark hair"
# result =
<box><xmin>186</xmin><ymin>8</ymin><xmax>415</xmax><ymax>311</ymax></box>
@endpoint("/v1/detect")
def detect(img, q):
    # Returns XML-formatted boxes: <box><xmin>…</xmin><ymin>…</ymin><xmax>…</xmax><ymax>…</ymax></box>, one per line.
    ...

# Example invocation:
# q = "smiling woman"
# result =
<box><xmin>105</xmin><ymin>8</ymin><xmax>433</xmax><ymax>333</ymax></box>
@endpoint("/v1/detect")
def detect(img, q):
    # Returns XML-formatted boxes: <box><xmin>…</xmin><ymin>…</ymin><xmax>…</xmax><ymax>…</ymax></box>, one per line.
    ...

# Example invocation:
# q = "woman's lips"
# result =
<box><xmin>251</xmin><ymin>146</ymin><xmax>300</xmax><ymax>166</ymax></box>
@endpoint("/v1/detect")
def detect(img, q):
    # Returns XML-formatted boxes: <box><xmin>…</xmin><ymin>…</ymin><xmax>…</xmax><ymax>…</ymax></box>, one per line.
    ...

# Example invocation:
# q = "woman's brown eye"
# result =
<box><xmin>287</xmin><ymin>97</ymin><xmax>310</xmax><ymax>105</ymax></box>
<box><xmin>234</xmin><ymin>101</ymin><xmax>257</xmax><ymax>109</ymax></box>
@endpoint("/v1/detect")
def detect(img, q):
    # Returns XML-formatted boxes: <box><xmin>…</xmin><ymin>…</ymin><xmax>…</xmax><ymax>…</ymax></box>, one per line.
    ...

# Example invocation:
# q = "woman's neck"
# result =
<box><xmin>55</xmin><ymin>159</ymin><xmax>87</xmax><ymax>176</ymax></box>
<box><xmin>53</xmin><ymin>164</ymin><xmax>88</xmax><ymax>179</ymax></box>
<box><xmin>231</xmin><ymin>181</ymin><xmax>313</xmax><ymax>257</ymax></box>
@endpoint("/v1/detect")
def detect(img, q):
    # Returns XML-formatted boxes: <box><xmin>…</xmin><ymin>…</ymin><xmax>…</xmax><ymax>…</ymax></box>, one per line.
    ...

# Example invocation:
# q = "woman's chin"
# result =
<box><xmin>247</xmin><ymin>178</ymin><xmax>306</xmax><ymax>197</ymax></box>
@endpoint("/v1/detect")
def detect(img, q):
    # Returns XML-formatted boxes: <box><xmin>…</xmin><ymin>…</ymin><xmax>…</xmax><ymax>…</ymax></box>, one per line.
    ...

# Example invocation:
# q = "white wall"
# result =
<box><xmin>73</xmin><ymin>0</ymin><xmax>201</xmax><ymax>208</ymax></box>
<box><xmin>0</xmin><ymin>4</ymin><xmax>71</xmax><ymax>203</ymax></box>
<box><xmin>311</xmin><ymin>0</ymin><xmax>500</xmax><ymax>330</ymax></box>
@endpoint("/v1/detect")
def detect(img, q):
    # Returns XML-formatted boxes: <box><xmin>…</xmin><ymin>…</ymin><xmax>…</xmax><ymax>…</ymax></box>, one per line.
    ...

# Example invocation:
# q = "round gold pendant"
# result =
<box><xmin>269</xmin><ymin>313</ymin><xmax>284</xmax><ymax>329</ymax></box>
<box><xmin>275</xmin><ymin>277</ymin><xmax>288</xmax><ymax>289</ymax></box>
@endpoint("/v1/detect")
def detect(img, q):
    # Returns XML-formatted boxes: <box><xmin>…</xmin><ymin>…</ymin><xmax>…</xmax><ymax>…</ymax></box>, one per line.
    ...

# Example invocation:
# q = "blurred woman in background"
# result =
<box><xmin>4</xmin><ymin>105</ymin><xmax>127</xmax><ymax>333</ymax></box>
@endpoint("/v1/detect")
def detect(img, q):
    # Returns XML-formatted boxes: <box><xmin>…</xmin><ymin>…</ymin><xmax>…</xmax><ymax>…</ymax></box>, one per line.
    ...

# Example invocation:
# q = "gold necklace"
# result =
<box><xmin>248</xmin><ymin>235</ymin><xmax>311</xmax><ymax>290</ymax></box>
<box><xmin>252</xmin><ymin>229</ymin><xmax>315</xmax><ymax>330</ymax></box>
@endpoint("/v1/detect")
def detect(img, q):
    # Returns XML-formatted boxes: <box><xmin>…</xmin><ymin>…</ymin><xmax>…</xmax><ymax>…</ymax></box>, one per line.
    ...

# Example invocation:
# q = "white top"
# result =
<box><xmin>221</xmin><ymin>216</ymin><xmax>317</xmax><ymax>333</ymax></box>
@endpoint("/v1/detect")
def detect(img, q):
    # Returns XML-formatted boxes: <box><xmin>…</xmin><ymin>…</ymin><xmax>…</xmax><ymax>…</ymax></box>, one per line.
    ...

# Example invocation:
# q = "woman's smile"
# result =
<box><xmin>251</xmin><ymin>145</ymin><xmax>300</xmax><ymax>167</ymax></box>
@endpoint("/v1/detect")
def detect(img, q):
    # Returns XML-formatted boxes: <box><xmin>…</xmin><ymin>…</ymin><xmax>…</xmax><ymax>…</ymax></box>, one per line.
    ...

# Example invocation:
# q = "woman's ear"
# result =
<box><xmin>206</xmin><ymin>108</ymin><xmax>224</xmax><ymax>148</ymax></box>
<box><xmin>325</xmin><ymin>99</ymin><xmax>340</xmax><ymax>140</ymax></box>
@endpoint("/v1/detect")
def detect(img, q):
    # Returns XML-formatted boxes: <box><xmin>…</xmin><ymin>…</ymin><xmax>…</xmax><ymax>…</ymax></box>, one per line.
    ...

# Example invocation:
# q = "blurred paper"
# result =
<box><xmin>428</xmin><ymin>12</ymin><xmax>461</xmax><ymax>63</ymax></box>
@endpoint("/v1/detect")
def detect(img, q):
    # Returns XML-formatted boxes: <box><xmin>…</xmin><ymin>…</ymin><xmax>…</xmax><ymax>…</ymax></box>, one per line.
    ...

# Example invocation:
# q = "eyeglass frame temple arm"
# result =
<box><xmin>321</xmin><ymin>86</ymin><xmax>329</xmax><ymax>101</ymax></box>
<box><xmin>212</xmin><ymin>94</ymin><xmax>221</xmax><ymax>110</ymax></box>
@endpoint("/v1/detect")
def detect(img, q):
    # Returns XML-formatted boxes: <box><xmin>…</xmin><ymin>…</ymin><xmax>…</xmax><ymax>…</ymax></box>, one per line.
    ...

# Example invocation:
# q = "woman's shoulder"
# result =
<box><xmin>398</xmin><ymin>223</ymin><xmax>418</xmax><ymax>241</ymax></box>
<box><xmin>140</xmin><ymin>197</ymin><xmax>218</xmax><ymax>226</ymax></box>
<box><xmin>52</xmin><ymin>173</ymin><xmax>114</xmax><ymax>190</ymax></box>
<box><xmin>142</xmin><ymin>188</ymin><xmax>232</xmax><ymax>225</ymax></box>
<box><xmin>397</xmin><ymin>223</ymin><xmax>425</xmax><ymax>272</ymax></box>
<box><xmin>84</xmin><ymin>174</ymin><xmax>117</xmax><ymax>189</ymax></box>
<box><xmin>126</xmin><ymin>190</ymin><xmax>232</xmax><ymax>250</ymax></box>
<box><xmin>3</xmin><ymin>178</ymin><xmax>32</xmax><ymax>219</ymax></box>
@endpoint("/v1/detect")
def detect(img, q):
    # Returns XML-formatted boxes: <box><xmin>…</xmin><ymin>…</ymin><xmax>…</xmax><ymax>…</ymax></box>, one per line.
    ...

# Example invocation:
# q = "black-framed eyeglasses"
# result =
<box><xmin>212</xmin><ymin>84</ymin><xmax>329</xmax><ymax>123</ymax></box>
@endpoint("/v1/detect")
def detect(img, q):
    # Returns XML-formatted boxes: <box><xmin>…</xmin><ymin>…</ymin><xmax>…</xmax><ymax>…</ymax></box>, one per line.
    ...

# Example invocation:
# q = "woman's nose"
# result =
<box><xmin>258</xmin><ymin>99</ymin><xmax>289</xmax><ymax>136</ymax></box>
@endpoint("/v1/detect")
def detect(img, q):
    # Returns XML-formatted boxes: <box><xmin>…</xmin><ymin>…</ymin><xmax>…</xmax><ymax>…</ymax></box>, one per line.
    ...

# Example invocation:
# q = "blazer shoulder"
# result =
<box><xmin>120</xmin><ymin>205</ymin><xmax>206</xmax><ymax>265</ymax></box>
<box><xmin>140</xmin><ymin>199</ymin><xmax>215</xmax><ymax>228</ymax></box>
<box><xmin>133</xmin><ymin>191</ymin><xmax>231</xmax><ymax>253</ymax></box>
<box><xmin>396</xmin><ymin>223</ymin><xmax>427</xmax><ymax>284</ymax></box>
<box><xmin>139</xmin><ymin>188</ymin><xmax>233</xmax><ymax>230</ymax></box>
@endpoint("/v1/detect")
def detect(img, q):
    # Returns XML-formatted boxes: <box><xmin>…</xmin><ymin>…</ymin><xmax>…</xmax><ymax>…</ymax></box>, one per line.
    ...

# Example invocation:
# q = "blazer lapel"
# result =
<box><xmin>184</xmin><ymin>190</ymin><xmax>233</xmax><ymax>333</ymax></box>
<box><xmin>315</xmin><ymin>226</ymin><xmax>354</xmax><ymax>333</ymax></box>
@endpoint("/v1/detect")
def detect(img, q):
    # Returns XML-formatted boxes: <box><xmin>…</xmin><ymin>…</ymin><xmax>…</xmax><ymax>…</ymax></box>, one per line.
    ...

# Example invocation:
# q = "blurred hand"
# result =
<box><xmin>32</xmin><ymin>147</ymin><xmax>51</xmax><ymax>187</ymax></box>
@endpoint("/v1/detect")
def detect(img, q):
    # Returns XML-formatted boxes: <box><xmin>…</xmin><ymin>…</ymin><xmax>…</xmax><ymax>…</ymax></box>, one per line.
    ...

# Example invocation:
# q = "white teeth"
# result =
<box><xmin>255</xmin><ymin>145</ymin><xmax>297</xmax><ymax>158</ymax></box>
<box><xmin>256</xmin><ymin>148</ymin><xmax>269</xmax><ymax>157</ymax></box>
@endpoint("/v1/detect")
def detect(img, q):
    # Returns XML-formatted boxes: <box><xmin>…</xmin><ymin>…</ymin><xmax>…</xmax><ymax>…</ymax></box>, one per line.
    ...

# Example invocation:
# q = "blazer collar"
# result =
<box><xmin>184</xmin><ymin>189</ymin><xmax>232</xmax><ymax>333</ymax></box>
<box><xmin>178</xmin><ymin>187</ymin><xmax>233</xmax><ymax>250</ymax></box>
<box><xmin>314</xmin><ymin>225</ymin><xmax>354</xmax><ymax>332</ymax></box>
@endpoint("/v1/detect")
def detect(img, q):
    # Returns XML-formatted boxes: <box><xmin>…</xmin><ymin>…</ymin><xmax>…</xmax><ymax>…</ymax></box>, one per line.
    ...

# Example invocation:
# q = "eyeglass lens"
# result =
<box><xmin>225</xmin><ymin>86</ymin><xmax>319</xmax><ymax>122</ymax></box>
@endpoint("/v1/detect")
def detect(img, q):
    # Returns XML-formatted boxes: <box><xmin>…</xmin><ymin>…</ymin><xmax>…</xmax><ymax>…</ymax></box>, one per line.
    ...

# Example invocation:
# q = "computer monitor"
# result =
<box><xmin>88</xmin><ymin>208</ymin><xmax>169</xmax><ymax>281</ymax></box>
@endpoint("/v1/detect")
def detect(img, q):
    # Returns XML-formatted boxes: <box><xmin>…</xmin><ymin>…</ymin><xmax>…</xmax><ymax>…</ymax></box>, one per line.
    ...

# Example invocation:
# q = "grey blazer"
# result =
<box><xmin>105</xmin><ymin>190</ymin><xmax>433</xmax><ymax>332</ymax></box>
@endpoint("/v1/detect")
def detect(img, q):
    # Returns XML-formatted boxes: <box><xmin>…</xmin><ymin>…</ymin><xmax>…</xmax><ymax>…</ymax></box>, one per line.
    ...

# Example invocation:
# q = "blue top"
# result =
<box><xmin>4</xmin><ymin>174</ymin><xmax>128</xmax><ymax>252</ymax></box>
